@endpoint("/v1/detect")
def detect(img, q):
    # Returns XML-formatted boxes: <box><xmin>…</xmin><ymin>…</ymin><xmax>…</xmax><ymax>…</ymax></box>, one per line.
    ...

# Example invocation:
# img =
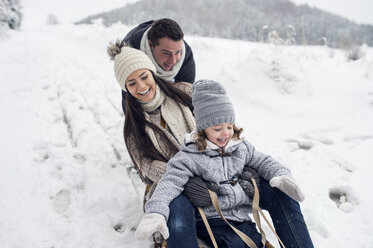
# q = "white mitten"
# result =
<box><xmin>135</xmin><ymin>213</ymin><xmax>169</xmax><ymax>240</ymax></box>
<box><xmin>270</xmin><ymin>175</ymin><xmax>305</xmax><ymax>202</ymax></box>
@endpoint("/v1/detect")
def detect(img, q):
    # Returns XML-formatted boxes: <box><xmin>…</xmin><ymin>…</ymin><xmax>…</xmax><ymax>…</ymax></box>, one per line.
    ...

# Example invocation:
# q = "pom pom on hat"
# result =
<box><xmin>192</xmin><ymin>79</ymin><xmax>235</xmax><ymax>131</ymax></box>
<box><xmin>113</xmin><ymin>46</ymin><xmax>156</xmax><ymax>91</ymax></box>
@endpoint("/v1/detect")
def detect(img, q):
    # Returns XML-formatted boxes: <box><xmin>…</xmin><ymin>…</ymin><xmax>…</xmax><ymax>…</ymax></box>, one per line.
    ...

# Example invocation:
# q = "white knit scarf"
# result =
<box><xmin>141</xmin><ymin>85</ymin><xmax>195</xmax><ymax>158</ymax></box>
<box><xmin>140</xmin><ymin>27</ymin><xmax>186</xmax><ymax>82</ymax></box>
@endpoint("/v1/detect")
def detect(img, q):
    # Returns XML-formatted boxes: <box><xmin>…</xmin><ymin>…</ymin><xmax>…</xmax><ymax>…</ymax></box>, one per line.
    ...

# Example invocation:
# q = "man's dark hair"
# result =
<box><xmin>148</xmin><ymin>18</ymin><xmax>184</xmax><ymax>46</ymax></box>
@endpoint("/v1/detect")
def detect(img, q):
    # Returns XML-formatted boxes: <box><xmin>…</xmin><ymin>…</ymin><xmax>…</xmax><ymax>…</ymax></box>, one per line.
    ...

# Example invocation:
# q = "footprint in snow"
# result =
<box><xmin>329</xmin><ymin>187</ymin><xmax>357</xmax><ymax>213</ymax></box>
<box><xmin>52</xmin><ymin>189</ymin><xmax>71</xmax><ymax>214</ymax></box>
<box><xmin>73</xmin><ymin>153</ymin><xmax>86</xmax><ymax>163</ymax></box>
<box><xmin>113</xmin><ymin>223</ymin><xmax>125</xmax><ymax>233</ymax></box>
<box><xmin>285</xmin><ymin>138</ymin><xmax>315</xmax><ymax>150</ymax></box>
<box><xmin>331</xmin><ymin>158</ymin><xmax>354</xmax><ymax>173</ymax></box>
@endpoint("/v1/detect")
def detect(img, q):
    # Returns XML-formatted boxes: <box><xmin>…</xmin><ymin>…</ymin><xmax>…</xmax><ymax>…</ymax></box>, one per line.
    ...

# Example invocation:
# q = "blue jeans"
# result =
<box><xmin>196</xmin><ymin>218</ymin><xmax>263</xmax><ymax>248</ymax></box>
<box><xmin>259</xmin><ymin>179</ymin><xmax>314</xmax><ymax>248</ymax></box>
<box><xmin>167</xmin><ymin>194</ymin><xmax>199</xmax><ymax>248</ymax></box>
<box><xmin>167</xmin><ymin>179</ymin><xmax>314</xmax><ymax>248</ymax></box>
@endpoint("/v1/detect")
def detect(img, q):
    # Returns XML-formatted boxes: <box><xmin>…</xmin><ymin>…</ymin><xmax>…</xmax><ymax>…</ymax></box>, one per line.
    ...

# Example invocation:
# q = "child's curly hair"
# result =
<box><xmin>194</xmin><ymin>124</ymin><xmax>243</xmax><ymax>151</ymax></box>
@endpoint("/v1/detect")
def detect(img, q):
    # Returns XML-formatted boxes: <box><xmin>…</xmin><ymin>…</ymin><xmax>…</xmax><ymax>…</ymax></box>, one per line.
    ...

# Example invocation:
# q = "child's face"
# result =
<box><xmin>204</xmin><ymin>123</ymin><xmax>234</xmax><ymax>148</ymax></box>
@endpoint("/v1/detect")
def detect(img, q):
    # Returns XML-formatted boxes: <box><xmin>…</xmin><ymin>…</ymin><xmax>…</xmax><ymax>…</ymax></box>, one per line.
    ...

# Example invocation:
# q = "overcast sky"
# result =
<box><xmin>291</xmin><ymin>0</ymin><xmax>373</xmax><ymax>25</ymax></box>
<box><xmin>21</xmin><ymin>0</ymin><xmax>137</xmax><ymax>28</ymax></box>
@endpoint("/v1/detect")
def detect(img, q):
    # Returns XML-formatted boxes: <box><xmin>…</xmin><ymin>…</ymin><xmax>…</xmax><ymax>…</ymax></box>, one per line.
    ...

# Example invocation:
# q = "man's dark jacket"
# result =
<box><xmin>121</xmin><ymin>20</ymin><xmax>196</xmax><ymax>114</ymax></box>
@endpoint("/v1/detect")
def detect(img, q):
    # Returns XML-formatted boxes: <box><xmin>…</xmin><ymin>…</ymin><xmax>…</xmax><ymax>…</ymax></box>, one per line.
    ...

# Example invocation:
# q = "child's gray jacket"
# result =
<box><xmin>145</xmin><ymin>133</ymin><xmax>291</xmax><ymax>222</ymax></box>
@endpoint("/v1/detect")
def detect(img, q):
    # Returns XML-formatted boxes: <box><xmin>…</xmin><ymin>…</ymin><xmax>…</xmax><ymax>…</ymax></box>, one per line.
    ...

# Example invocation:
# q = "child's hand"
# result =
<box><xmin>135</xmin><ymin>213</ymin><xmax>169</xmax><ymax>240</ymax></box>
<box><xmin>270</xmin><ymin>175</ymin><xmax>305</xmax><ymax>202</ymax></box>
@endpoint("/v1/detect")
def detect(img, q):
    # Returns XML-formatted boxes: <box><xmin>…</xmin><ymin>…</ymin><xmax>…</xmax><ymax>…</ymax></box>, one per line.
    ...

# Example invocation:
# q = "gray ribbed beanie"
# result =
<box><xmin>192</xmin><ymin>80</ymin><xmax>235</xmax><ymax>131</ymax></box>
<box><xmin>114</xmin><ymin>47</ymin><xmax>156</xmax><ymax>91</ymax></box>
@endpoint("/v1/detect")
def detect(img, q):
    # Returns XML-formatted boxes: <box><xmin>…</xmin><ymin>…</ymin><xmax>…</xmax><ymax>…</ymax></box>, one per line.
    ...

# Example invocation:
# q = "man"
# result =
<box><xmin>121</xmin><ymin>18</ymin><xmax>196</xmax><ymax>113</ymax></box>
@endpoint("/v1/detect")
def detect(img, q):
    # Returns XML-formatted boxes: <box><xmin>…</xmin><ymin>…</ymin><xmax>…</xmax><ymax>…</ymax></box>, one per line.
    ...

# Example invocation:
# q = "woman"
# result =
<box><xmin>108</xmin><ymin>41</ymin><xmax>199</xmax><ymax>247</ymax></box>
<box><xmin>108</xmin><ymin>41</ymin><xmax>314</xmax><ymax>248</ymax></box>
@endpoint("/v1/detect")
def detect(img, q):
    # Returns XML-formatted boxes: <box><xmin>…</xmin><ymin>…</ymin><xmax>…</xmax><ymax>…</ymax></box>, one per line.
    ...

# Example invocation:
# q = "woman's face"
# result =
<box><xmin>204</xmin><ymin>122</ymin><xmax>234</xmax><ymax>148</ymax></box>
<box><xmin>126</xmin><ymin>69</ymin><xmax>156</xmax><ymax>102</ymax></box>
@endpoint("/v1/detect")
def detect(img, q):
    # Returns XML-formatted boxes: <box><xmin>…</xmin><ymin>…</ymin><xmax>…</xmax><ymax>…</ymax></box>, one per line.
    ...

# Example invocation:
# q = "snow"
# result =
<box><xmin>1</xmin><ymin>3</ymin><xmax>373</xmax><ymax>248</ymax></box>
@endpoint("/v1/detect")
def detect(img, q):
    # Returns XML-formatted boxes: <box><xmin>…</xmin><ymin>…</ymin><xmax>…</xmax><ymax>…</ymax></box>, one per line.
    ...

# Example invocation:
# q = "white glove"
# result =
<box><xmin>135</xmin><ymin>213</ymin><xmax>169</xmax><ymax>240</ymax></box>
<box><xmin>270</xmin><ymin>175</ymin><xmax>305</xmax><ymax>202</ymax></box>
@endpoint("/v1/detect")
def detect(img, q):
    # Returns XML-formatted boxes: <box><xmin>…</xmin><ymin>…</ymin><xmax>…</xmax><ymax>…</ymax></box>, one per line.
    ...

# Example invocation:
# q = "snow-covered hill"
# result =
<box><xmin>1</xmin><ymin>17</ymin><xmax>373</xmax><ymax>248</ymax></box>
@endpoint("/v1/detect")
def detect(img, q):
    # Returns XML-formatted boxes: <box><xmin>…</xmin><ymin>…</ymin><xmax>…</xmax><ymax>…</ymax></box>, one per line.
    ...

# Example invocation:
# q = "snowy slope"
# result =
<box><xmin>1</xmin><ymin>18</ymin><xmax>373</xmax><ymax>248</ymax></box>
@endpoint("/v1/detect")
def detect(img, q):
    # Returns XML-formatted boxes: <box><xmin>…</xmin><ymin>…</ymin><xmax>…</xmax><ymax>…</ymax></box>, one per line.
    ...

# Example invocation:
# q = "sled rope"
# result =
<box><xmin>258</xmin><ymin>208</ymin><xmax>286</xmax><ymax>248</ymax></box>
<box><xmin>251</xmin><ymin>177</ymin><xmax>286</xmax><ymax>248</ymax></box>
<box><xmin>200</xmin><ymin>177</ymin><xmax>286</xmax><ymax>248</ymax></box>
<box><xmin>208</xmin><ymin>189</ymin><xmax>259</xmax><ymax>248</ymax></box>
<box><xmin>250</xmin><ymin>177</ymin><xmax>267</xmax><ymax>246</ymax></box>
<box><xmin>198</xmin><ymin>207</ymin><xmax>219</xmax><ymax>248</ymax></box>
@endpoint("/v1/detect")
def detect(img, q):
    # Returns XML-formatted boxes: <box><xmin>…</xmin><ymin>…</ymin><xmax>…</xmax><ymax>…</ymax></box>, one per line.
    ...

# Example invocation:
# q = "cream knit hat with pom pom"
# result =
<box><xmin>114</xmin><ymin>46</ymin><xmax>156</xmax><ymax>91</ymax></box>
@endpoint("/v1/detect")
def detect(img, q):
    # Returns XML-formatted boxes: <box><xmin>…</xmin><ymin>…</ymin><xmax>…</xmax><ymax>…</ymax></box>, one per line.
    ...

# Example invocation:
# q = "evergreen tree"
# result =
<box><xmin>75</xmin><ymin>0</ymin><xmax>373</xmax><ymax>48</ymax></box>
<box><xmin>0</xmin><ymin>0</ymin><xmax>22</xmax><ymax>29</ymax></box>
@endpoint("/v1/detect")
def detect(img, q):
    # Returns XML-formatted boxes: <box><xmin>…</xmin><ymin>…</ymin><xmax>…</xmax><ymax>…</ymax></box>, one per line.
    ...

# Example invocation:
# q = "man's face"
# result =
<box><xmin>149</xmin><ymin>37</ymin><xmax>183</xmax><ymax>71</ymax></box>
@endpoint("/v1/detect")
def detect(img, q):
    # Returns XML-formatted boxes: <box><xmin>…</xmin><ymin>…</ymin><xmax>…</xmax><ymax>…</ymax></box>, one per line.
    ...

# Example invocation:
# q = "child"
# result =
<box><xmin>135</xmin><ymin>79</ymin><xmax>305</xmax><ymax>247</ymax></box>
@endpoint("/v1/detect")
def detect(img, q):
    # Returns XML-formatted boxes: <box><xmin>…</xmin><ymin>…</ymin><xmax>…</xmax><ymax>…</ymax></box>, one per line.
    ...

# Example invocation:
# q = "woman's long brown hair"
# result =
<box><xmin>123</xmin><ymin>73</ymin><xmax>193</xmax><ymax>182</ymax></box>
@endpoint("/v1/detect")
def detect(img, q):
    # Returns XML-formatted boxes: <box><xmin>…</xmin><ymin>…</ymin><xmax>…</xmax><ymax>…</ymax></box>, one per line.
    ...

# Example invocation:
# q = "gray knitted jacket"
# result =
<box><xmin>145</xmin><ymin>133</ymin><xmax>291</xmax><ymax>222</ymax></box>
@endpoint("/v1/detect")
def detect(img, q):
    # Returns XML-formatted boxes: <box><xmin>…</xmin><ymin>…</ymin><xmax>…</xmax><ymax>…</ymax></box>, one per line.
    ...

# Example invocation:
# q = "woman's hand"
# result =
<box><xmin>135</xmin><ymin>213</ymin><xmax>169</xmax><ymax>240</ymax></box>
<box><xmin>183</xmin><ymin>176</ymin><xmax>219</xmax><ymax>208</ymax></box>
<box><xmin>270</xmin><ymin>175</ymin><xmax>305</xmax><ymax>202</ymax></box>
